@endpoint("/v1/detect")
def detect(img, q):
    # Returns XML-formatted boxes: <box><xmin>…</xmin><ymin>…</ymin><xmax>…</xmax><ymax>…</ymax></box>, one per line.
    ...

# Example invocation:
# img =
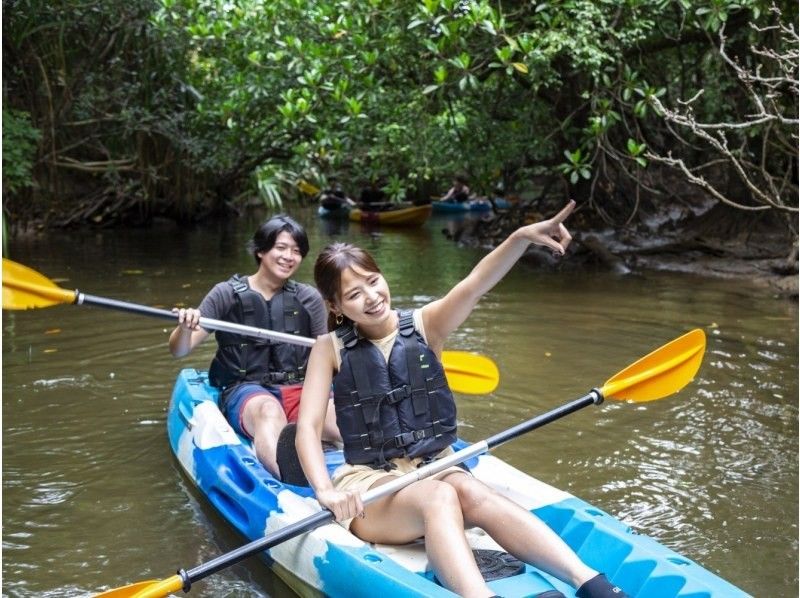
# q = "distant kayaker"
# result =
<box><xmin>440</xmin><ymin>173</ymin><xmax>472</xmax><ymax>203</ymax></box>
<box><xmin>358</xmin><ymin>178</ymin><xmax>387</xmax><ymax>209</ymax></box>
<box><xmin>296</xmin><ymin>200</ymin><xmax>629</xmax><ymax>598</ymax></box>
<box><xmin>318</xmin><ymin>177</ymin><xmax>357</xmax><ymax>210</ymax></box>
<box><xmin>169</xmin><ymin>214</ymin><xmax>341</xmax><ymax>479</ymax></box>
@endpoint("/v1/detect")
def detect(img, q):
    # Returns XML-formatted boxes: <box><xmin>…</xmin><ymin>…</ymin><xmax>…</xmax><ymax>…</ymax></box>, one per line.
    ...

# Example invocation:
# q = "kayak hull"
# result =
<box><xmin>167</xmin><ymin>369</ymin><xmax>749</xmax><ymax>598</ymax></box>
<box><xmin>432</xmin><ymin>199</ymin><xmax>492</xmax><ymax>213</ymax></box>
<box><xmin>317</xmin><ymin>205</ymin><xmax>350</xmax><ymax>219</ymax></box>
<box><xmin>348</xmin><ymin>205</ymin><xmax>432</xmax><ymax>227</ymax></box>
<box><xmin>431</xmin><ymin>199</ymin><xmax>511</xmax><ymax>213</ymax></box>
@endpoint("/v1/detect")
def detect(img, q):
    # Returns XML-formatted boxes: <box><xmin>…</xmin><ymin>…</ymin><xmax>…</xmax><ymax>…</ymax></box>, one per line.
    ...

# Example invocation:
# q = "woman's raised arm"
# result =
<box><xmin>422</xmin><ymin>200</ymin><xmax>575</xmax><ymax>351</ymax></box>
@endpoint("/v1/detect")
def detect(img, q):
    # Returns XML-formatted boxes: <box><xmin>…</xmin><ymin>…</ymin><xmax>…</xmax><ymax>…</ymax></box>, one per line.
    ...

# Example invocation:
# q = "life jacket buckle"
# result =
<box><xmin>360</xmin><ymin>431</ymin><xmax>383</xmax><ymax>451</ymax></box>
<box><xmin>386</xmin><ymin>385</ymin><xmax>410</xmax><ymax>404</ymax></box>
<box><xmin>394</xmin><ymin>428</ymin><xmax>428</xmax><ymax>448</ymax></box>
<box><xmin>264</xmin><ymin>370</ymin><xmax>303</xmax><ymax>384</ymax></box>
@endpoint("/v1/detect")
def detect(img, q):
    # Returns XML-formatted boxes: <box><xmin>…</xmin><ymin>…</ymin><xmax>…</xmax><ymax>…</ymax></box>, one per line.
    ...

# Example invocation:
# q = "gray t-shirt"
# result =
<box><xmin>198</xmin><ymin>277</ymin><xmax>327</xmax><ymax>337</ymax></box>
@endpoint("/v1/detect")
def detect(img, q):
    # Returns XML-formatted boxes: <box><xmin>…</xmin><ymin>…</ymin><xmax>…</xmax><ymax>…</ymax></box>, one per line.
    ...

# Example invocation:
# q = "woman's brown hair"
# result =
<box><xmin>314</xmin><ymin>242</ymin><xmax>382</xmax><ymax>330</ymax></box>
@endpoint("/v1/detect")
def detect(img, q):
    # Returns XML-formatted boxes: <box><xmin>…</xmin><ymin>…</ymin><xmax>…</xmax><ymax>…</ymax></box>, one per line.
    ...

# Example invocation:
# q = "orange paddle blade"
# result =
<box><xmin>601</xmin><ymin>329</ymin><xmax>706</xmax><ymax>402</ymax></box>
<box><xmin>2</xmin><ymin>258</ymin><xmax>76</xmax><ymax>309</ymax></box>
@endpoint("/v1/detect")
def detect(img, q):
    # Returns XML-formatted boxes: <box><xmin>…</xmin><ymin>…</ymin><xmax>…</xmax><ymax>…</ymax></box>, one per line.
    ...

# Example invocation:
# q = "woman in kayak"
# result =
<box><xmin>296</xmin><ymin>200</ymin><xmax>628</xmax><ymax>598</ymax></box>
<box><xmin>440</xmin><ymin>173</ymin><xmax>472</xmax><ymax>203</ymax></box>
<box><xmin>169</xmin><ymin>214</ymin><xmax>340</xmax><ymax>479</ymax></box>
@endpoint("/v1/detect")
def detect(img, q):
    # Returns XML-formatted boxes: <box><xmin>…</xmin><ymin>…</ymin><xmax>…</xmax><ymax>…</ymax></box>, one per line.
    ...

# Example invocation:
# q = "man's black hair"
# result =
<box><xmin>247</xmin><ymin>214</ymin><xmax>310</xmax><ymax>264</ymax></box>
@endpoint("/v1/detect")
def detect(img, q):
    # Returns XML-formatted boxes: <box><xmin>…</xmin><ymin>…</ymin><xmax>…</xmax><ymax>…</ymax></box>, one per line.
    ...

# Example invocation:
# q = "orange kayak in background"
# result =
<box><xmin>349</xmin><ymin>204</ymin><xmax>432</xmax><ymax>227</ymax></box>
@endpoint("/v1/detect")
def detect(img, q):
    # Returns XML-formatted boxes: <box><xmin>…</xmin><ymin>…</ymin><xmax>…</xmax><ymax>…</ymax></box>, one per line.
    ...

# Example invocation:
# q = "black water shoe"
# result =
<box><xmin>575</xmin><ymin>573</ymin><xmax>629</xmax><ymax>598</ymax></box>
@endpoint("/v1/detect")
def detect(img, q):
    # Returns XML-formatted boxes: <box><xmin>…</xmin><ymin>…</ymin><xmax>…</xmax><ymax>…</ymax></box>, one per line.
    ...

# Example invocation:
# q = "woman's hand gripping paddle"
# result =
<box><xmin>94</xmin><ymin>328</ymin><xmax>705</xmax><ymax>598</ymax></box>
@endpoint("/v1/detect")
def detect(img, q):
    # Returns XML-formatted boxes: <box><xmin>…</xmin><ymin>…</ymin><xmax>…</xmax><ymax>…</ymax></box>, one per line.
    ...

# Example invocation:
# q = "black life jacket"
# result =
<box><xmin>333</xmin><ymin>310</ymin><xmax>457</xmax><ymax>469</ymax></box>
<box><xmin>208</xmin><ymin>275</ymin><xmax>312</xmax><ymax>390</ymax></box>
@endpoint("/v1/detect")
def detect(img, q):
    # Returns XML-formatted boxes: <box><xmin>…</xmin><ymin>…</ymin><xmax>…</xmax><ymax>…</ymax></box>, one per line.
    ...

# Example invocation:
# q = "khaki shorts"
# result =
<box><xmin>331</xmin><ymin>447</ymin><xmax>470</xmax><ymax>529</ymax></box>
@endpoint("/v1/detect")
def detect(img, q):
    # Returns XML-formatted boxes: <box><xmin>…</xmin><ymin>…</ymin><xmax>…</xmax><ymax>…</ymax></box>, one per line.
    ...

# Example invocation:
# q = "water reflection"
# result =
<box><xmin>2</xmin><ymin>208</ymin><xmax>797</xmax><ymax>597</ymax></box>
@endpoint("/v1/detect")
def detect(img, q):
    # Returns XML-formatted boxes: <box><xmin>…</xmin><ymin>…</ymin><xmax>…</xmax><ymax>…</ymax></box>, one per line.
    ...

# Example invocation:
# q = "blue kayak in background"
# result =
<box><xmin>167</xmin><ymin>368</ymin><xmax>750</xmax><ymax>598</ymax></box>
<box><xmin>317</xmin><ymin>204</ymin><xmax>351</xmax><ymax>219</ymax></box>
<box><xmin>432</xmin><ymin>198</ymin><xmax>511</xmax><ymax>213</ymax></box>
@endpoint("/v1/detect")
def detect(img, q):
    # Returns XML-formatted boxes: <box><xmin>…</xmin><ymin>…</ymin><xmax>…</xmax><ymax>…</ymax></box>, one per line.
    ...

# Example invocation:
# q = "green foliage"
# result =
<box><xmin>2</xmin><ymin>109</ymin><xmax>41</xmax><ymax>194</ymax></box>
<box><xmin>253</xmin><ymin>165</ymin><xmax>285</xmax><ymax>210</ymax></box>
<box><xmin>3</xmin><ymin>0</ymin><xmax>202</xmax><ymax>223</ymax></box>
<box><xmin>627</xmin><ymin>139</ymin><xmax>648</xmax><ymax>168</ymax></box>
<box><xmin>2</xmin><ymin>0</ymin><xmax>794</xmax><ymax>226</ymax></box>
<box><xmin>560</xmin><ymin>149</ymin><xmax>592</xmax><ymax>185</ymax></box>
<box><xmin>383</xmin><ymin>174</ymin><xmax>408</xmax><ymax>203</ymax></box>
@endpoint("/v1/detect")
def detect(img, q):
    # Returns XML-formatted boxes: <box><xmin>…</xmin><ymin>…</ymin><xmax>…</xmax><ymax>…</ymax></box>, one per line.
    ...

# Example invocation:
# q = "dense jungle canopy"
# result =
<box><xmin>2</xmin><ymin>0</ymin><xmax>798</xmax><ymax>266</ymax></box>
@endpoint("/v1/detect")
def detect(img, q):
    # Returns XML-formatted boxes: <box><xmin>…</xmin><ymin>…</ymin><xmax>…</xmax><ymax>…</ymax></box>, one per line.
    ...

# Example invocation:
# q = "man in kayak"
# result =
<box><xmin>318</xmin><ymin>177</ymin><xmax>357</xmax><ymax>210</ymax></box>
<box><xmin>169</xmin><ymin>214</ymin><xmax>341</xmax><ymax>479</ymax></box>
<box><xmin>296</xmin><ymin>200</ymin><xmax>629</xmax><ymax>598</ymax></box>
<box><xmin>358</xmin><ymin>178</ymin><xmax>388</xmax><ymax>210</ymax></box>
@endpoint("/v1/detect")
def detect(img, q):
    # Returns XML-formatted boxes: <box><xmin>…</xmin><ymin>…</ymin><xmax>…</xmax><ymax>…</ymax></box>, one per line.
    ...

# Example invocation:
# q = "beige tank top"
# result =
<box><xmin>330</xmin><ymin>309</ymin><xmax>428</xmax><ymax>370</ymax></box>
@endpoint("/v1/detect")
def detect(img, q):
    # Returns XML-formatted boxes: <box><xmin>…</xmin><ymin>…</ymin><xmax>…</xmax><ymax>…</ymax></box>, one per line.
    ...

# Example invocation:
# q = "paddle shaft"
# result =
<box><xmin>175</xmin><ymin>389</ymin><xmax>604</xmax><ymax>592</ymax></box>
<box><xmin>2</xmin><ymin>261</ymin><xmax>308</xmax><ymax>345</ymax></box>
<box><xmin>77</xmin><ymin>293</ymin><xmax>499</xmax><ymax>393</ymax></box>
<box><xmin>77</xmin><ymin>292</ymin><xmax>314</xmax><ymax>346</ymax></box>
<box><xmin>4</xmin><ymin>271</ymin><xmax>498</xmax><ymax>395</ymax></box>
<box><xmin>98</xmin><ymin>328</ymin><xmax>703</xmax><ymax>597</ymax></box>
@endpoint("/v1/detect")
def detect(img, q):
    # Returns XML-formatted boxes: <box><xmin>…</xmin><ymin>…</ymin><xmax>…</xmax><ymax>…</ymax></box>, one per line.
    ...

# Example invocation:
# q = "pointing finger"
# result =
<box><xmin>550</xmin><ymin>199</ymin><xmax>576</xmax><ymax>223</ymax></box>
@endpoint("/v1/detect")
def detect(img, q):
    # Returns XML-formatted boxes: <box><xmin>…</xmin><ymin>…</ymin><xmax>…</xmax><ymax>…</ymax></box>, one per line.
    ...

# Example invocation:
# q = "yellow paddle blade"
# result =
<box><xmin>2</xmin><ymin>258</ymin><xmax>76</xmax><ymax>309</ymax></box>
<box><xmin>94</xmin><ymin>575</ymin><xmax>183</xmax><ymax>598</ymax></box>
<box><xmin>600</xmin><ymin>328</ymin><xmax>706</xmax><ymax>402</ymax></box>
<box><xmin>442</xmin><ymin>350</ymin><xmax>499</xmax><ymax>395</ymax></box>
<box><xmin>297</xmin><ymin>179</ymin><xmax>320</xmax><ymax>196</ymax></box>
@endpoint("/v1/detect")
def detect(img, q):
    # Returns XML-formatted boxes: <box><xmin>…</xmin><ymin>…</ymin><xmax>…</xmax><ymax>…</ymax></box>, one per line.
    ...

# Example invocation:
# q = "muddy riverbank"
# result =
<box><xmin>443</xmin><ymin>199</ymin><xmax>798</xmax><ymax>298</ymax></box>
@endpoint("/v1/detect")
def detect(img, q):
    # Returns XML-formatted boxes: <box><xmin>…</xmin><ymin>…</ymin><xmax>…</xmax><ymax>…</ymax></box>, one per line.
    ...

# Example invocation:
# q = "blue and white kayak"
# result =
<box><xmin>167</xmin><ymin>368</ymin><xmax>749</xmax><ymax>598</ymax></box>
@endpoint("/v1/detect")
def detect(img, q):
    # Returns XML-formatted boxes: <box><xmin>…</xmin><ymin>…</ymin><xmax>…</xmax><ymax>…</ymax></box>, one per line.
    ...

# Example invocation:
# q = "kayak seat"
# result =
<box><xmin>276</xmin><ymin>423</ymin><xmax>309</xmax><ymax>486</ymax></box>
<box><xmin>276</xmin><ymin>423</ymin><xmax>346</xmax><ymax>487</ymax></box>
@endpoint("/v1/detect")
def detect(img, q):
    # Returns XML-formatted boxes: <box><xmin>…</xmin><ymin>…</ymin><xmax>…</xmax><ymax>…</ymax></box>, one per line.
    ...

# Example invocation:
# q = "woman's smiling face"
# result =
<box><xmin>337</xmin><ymin>265</ymin><xmax>392</xmax><ymax>332</ymax></box>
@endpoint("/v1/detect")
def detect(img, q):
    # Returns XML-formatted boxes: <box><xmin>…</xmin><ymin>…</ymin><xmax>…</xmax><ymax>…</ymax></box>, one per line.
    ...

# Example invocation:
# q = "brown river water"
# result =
<box><xmin>2</xmin><ymin>208</ymin><xmax>798</xmax><ymax>597</ymax></box>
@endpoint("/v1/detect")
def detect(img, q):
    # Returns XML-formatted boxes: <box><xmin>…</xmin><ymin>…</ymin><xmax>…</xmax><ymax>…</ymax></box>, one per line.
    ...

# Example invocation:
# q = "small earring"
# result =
<box><xmin>335</xmin><ymin>313</ymin><xmax>344</xmax><ymax>325</ymax></box>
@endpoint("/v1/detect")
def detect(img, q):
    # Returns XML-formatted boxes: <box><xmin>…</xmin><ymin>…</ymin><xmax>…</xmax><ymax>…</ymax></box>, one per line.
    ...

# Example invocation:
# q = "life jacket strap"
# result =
<box><xmin>283</xmin><ymin>280</ymin><xmax>300</xmax><ymax>335</ymax></box>
<box><xmin>393</xmin><ymin>420</ymin><xmax>454</xmax><ymax>449</ymax></box>
<box><xmin>336</xmin><ymin>322</ymin><xmax>360</xmax><ymax>349</ymax></box>
<box><xmin>262</xmin><ymin>367</ymin><xmax>306</xmax><ymax>384</ymax></box>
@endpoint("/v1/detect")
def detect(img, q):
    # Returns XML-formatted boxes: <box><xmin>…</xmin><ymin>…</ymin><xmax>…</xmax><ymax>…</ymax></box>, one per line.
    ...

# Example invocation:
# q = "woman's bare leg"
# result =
<box><xmin>351</xmin><ymin>477</ymin><xmax>495</xmax><ymax>598</ymax></box>
<box><xmin>444</xmin><ymin>472</ymin><xmax>597</xmax><ymax>589</ymax></box>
